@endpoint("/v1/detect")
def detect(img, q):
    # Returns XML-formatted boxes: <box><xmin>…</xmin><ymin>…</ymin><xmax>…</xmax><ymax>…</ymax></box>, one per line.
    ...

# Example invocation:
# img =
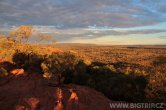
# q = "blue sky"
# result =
<box><xmin>0</xmin><ymin>0</ymin><xmax>166</xmax><ymax>45</ymax></box>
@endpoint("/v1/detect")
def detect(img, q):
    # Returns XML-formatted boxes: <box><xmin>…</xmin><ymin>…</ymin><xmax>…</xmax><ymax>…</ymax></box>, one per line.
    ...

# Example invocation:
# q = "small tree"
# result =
<box><xmin>10</xmin><ymin>25</ymin><xmax>33</xmax><ymax>43</ymax></box>
<box><xmin>51</xmin><ymin>39</ymin><xmax>57</xmax><ymax>45</ymax></box>
<box><xmin>36</xmin><ymin>33</ymin><xmax>53</xmax><ymax>43</ymax></box>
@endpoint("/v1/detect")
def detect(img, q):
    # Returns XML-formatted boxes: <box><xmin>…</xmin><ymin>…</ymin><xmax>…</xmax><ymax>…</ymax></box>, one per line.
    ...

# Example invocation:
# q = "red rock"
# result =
<box><xmin>10</xmin><ymin>69</ymin><xmax>24</xmax><ymax>75</ymax></box>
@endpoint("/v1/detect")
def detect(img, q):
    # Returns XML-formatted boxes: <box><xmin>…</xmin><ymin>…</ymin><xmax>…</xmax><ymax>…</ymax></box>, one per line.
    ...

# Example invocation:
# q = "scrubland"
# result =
<box><xmin>56</xmin><ymin>44</ymin><xmax>166</xmax><ymax>103</ymax></box>
<box><xmin>0</xmin><ymin>26</ymin><xmax>166</xmax><ymax>109</ymax></box>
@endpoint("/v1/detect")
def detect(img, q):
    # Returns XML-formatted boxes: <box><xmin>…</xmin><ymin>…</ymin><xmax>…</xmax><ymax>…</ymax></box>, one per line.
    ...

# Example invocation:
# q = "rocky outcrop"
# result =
<box><xmin>10</xmin><ymin>69</ymin><xmax>25</xmax><ymax>75</ymax></box>
<box><xmin>0</xmin><ymin>74</ymin><xmax>111</xmax><ymax>110</ymax></box>
<box><xmin>0</xmin><ymin>73</ymin><xmax>148</xmax><ymax>110</ymax></box>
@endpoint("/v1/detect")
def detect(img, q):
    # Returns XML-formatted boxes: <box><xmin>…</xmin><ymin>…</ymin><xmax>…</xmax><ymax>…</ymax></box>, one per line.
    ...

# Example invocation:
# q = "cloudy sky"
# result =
<box><xmin>0</xmin><ymin>0</ymin><xmax>166</xmax><ymax>45</ymax></box>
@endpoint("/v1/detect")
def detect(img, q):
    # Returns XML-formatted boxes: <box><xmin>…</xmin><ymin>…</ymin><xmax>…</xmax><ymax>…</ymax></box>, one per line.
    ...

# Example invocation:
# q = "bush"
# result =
<box><xmin>12</xmin><ymin>51</ymin><xmax>44</xmax><ymax>73</ymax></box>
<box><xmin>42</xmin><ymin>52</ymin><xmax>79</xmax><ymax>73</ymax></box>
<box><xmin>12</xmin><ymin>51</ymin><xmax>28</xmax><ymax>67</ymax></box>
<box><xmin>72</xmin><ymin>63</ymin><xmax>148</xmax><ymax>102</ymax></box>
<box><xmin>71</xmin><ymin>60</ymin><xmax>90</xmax><ymax>84</ymax></box>
<box><xmin>41</xmin><ymin>52</ymin><xmax>80</xmax><ymax>83</ymax></box>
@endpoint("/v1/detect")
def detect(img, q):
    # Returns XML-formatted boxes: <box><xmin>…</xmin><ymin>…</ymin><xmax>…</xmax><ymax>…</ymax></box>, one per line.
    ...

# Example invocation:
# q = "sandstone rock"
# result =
<box><xmin>10</xmin><ymin>69</ymin><xmax>24</xmax><ymax>75</ymax></box>
<box><xmin>0</xmin><ymin>74</ymin><xmax>147</xmax><ymax>110</ymax></box>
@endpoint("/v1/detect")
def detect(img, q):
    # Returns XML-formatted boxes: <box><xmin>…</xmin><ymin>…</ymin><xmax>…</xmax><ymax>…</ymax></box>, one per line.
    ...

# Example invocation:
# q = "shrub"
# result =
<box><xmin>87</xmin><ymin>72</ymin><xmax>147</xmax><ymax>102</ymax></box>
<box><xmin>72</xmin><ymin>63</ymin><xmax>148</xmax><ymax>102</ymax></box>
<box><xmin>12</xmin><ymin>51</ymin><xmax>28</xmax><ymax>67</ymax></box>
<box><xmin>107</xmin><ymin>65</ymin><xmax>116</xmax><ymax>72</ymax></box>
<box><xmin>71</xmin><ymin>60</ymin><xmax>91</xmax><ymax>84</ymax></box>
<box><xmin>89</xmin><ymin>65</ymin><xmax>116</xmax><ymax>74</ymax></box>
<box><xmin>12</xmin><ymin>51</ymin><xmax>44</xmax><ymax>73</ymax></box>
<box><xmin>42</xmin><ymin>52</ymin><xmax>79</xmax><ymax>74</ymax></box>
<box><xmin>24</xmin><ymin>53</ymin><xmax>44</xmax><ymax>73</ymax></box>
<box><xmin>41</xmin><ymin>52</ymin><xmax>80</xmax><ymax>84</ymax></box>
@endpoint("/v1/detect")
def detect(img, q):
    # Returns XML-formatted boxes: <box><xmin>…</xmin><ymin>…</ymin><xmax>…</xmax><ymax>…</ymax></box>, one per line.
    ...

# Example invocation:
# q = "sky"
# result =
<box><xmin>0</xmin><ymin>0</ymin><xmax>166</xmax><ymax>45</ymax></box>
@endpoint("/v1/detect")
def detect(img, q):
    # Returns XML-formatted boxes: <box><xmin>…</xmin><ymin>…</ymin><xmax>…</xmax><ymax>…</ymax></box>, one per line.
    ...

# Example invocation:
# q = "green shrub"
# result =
<box><xmin>72</xmin><ymin>63</ymin><xmax>148</xmax><ymax>102</ymax></box>
<box><xmin>41</xmin><ymin>52</ymin><xmax>80</xmax><ymax>83</ymax></box>
<box><xmin>12</xmin><ymin>51</ymin><xmax>44</xmax><ymax>73</ymax></box>
<box><xmin>24</xmin><ymin>53</ymin><xmax>44</xmax><ymax>72</ymax></box>
<box><xmin>12</xmin><ymin>51</ymin><xmax>28</xmax><ymax>66</ymax></box>
<box><xmin>107</xmin><ymin>65</ymin><xmax>116</xmax><ymax>72</ymax></box>
<box><xmin>42</xmin><ymin>52</ymin><xmax>79</xmax><ymax>74</ymax></box>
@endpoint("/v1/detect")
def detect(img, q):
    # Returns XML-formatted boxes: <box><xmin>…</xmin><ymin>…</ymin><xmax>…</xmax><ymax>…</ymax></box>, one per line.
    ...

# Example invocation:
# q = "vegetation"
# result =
<box><xmin>0</xmin><ymin>26</ymin><xmax>165</xmax><ymax>104</ymax></box>
<box><xmin>41</xmin><ymin>52</ymin><xmax>79</xmax><ymax>84</ymax></box>
<box><xmin>36</xmin><ymin>33</ymin><xmax>55</xmax><ymax>44</ymax></box>
<box><xmin>9</xmin><ymin>25</ymin><xmax>33</xmax><ymax>43</ymax></box>
<box><xmin>12</xmin><ymin>51</ymin><xmax>44</xmax><ymax>73</ymax></box>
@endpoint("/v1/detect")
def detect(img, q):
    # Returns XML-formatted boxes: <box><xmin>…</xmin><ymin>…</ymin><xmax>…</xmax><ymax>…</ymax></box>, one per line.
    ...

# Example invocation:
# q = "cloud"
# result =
<box><xmin>158</xmin><ymin>36</ymin><xmax>166</xmax><ymax>39</ymax></box>
<box><xmin>30</xmin><ymin>26</ymin><xmax>166</xmax><ymax>41</ymax></box>
<box><xmin>0</xmin><ymin>0</ymin><xmax>165</xmax><ymax>28</ymax></box>
<box><xmin>0</xmin><ymin>0</ymin><xmax>165</xmax><ymax>45</ymax></box>
<box><xmin>0</xmin><ymin>25</ymin><xmax>165</xmax><ymax>44</ymax></box>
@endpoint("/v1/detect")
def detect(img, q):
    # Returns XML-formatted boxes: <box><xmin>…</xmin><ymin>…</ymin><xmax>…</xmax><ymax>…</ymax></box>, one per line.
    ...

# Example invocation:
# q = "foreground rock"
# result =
<box><xmin>10</xmin><ymin>69</ymin><xmax>25</xmax><ymax>75</ymax></box>
<box><xmin>0</xmin><ymin>74</ymin><xmax>112</xmax><ymax>110</ymax></box>
<box><xmin>0</xmin><ymin>74</ymin><xmax>149</xmax><ymax>110</ymax></box>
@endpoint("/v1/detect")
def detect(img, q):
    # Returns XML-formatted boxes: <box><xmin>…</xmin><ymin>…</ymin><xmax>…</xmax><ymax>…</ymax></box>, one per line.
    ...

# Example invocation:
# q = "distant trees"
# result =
<box><xmin>35</xmin><ymin>33</ymin><xmax>57</xmax><ymax>44</ymax></box>
<box><xmin>51</xmin><ymin>39</ymin><xmax>57</xmax><ymax>45</ymax></box>
<box><xmin>37</xmin><ymin>33</ymin><xmax>52</xmax><ymax>43</ymax></box>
